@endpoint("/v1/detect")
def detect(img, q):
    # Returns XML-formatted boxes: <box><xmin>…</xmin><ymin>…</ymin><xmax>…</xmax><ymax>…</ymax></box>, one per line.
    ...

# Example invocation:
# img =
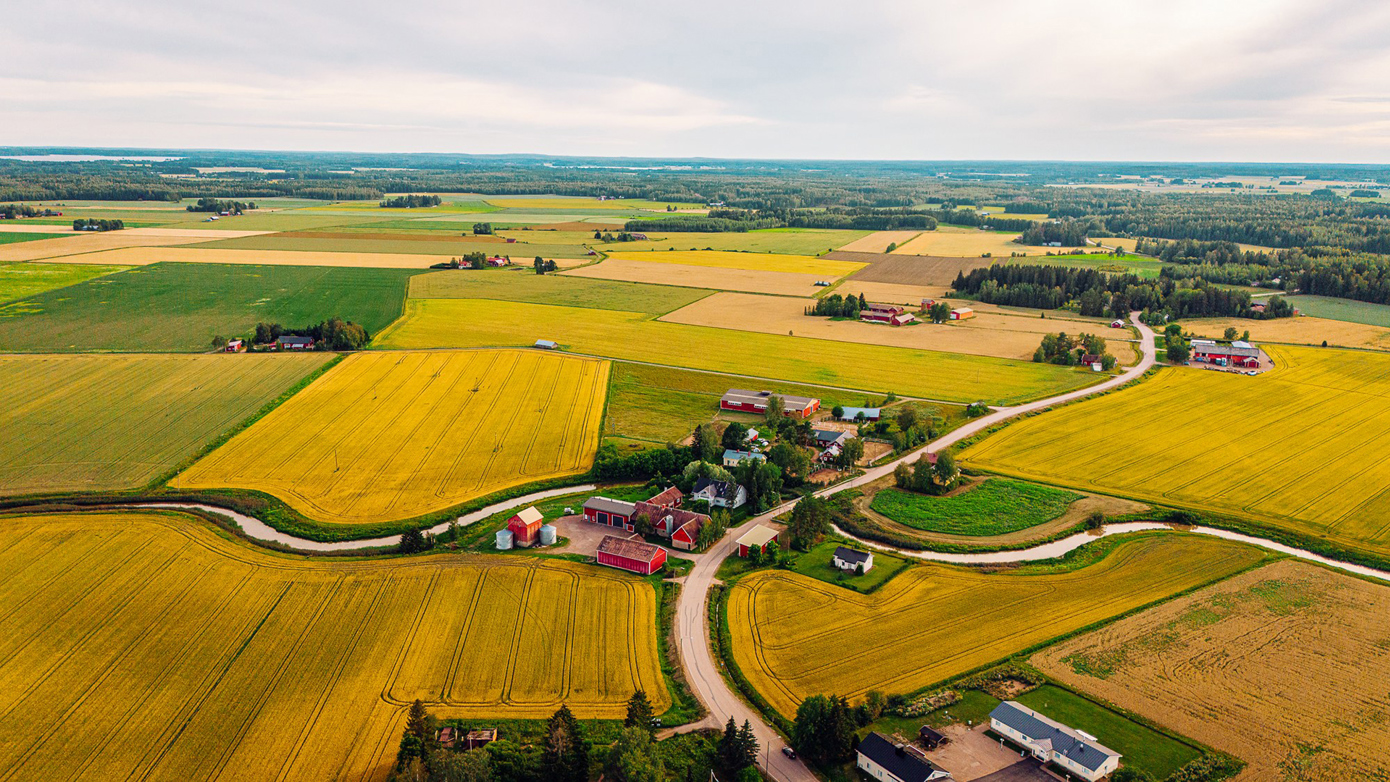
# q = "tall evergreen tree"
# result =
<box><xmin>543</xmin><ymin>704</ymin><xmax>588</xmax><ymax>782</ymax></box>
<box><xmin>624</xmin><ymin>690</ymin><xmax>655</xmax><ymax>734</ymax></box>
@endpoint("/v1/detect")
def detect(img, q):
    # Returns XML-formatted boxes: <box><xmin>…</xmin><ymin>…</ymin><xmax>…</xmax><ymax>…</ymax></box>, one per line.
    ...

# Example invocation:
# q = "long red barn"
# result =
<box><xmin>596</xmin><ymin>536</ymin><xmax>666</xmax><ymax>575</ymax></box>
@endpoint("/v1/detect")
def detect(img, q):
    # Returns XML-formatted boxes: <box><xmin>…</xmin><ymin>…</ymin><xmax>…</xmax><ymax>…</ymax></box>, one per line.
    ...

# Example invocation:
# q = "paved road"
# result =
<box><xmin>673</xmin><ymin>314</ymin><xmax>1156</xmax><ymax>781</ymax></box>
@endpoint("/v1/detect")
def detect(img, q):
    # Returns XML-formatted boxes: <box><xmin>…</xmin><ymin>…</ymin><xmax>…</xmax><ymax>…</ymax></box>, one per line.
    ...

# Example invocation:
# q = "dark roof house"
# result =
<box><xmin>833</xmin><ymin>546</ymin><xmax>872</xmax><ymax>567</ymax></box>
<box><xmin>856</xmin><ymin>732</ymin><xmax>952</xmax><ymax>782</ymax></box>
<box><xmin>989</xmin><ymin>701</ymin><xmax>1120</xmax><ymax>781</ymax></box>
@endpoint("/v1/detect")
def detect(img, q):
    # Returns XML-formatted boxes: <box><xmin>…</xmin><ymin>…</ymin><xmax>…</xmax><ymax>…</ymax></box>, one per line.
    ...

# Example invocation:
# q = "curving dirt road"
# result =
<box><xmin>673</xmin><ymin>314</ymin><xmax>1156</xmax><ymax>781</ymax></box>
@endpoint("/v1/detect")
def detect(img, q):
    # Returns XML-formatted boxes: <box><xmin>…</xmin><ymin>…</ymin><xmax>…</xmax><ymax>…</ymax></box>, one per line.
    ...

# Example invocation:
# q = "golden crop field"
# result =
<box><xmin>0</xmin><ymin>229</ymin><xmax>229</xmax><ymax>262</ymax></box>
<box><xmin>0</xmin><ymin>512</ymin><xmax>668</xmax><ymax>782</ymax></box>
<box><xmin>1034</xmin><ymin>560</ymin><xmax>1390</xmax><ymax>781</ymax></box>
<box><xmin>727</xmin><ymin>534</ymin><xmax>1264</xmax><ymax>718</ymax></box>
<box><xmin>374</xmin><ymin>298</ymin><xmax>1102</xmax><ymax>404</ymax></box>
<box><xmin>171</xmin><ymin>350</ymin><xmax>608</xmax><ymax>524</ymax></box>
<box><xmin>603</xmin><ymin>249</ymin><xmax>864</xmax><ymax>277</ymax></box>
<box><xmin>892</xmin><ymin>226</ymin><xmax>1029</xmax><ymax>258</ymax></box>
<box><xmin>659</xmin><ymin>292</ymin><xmax>1136</xmax><ymax>363</ymax></box>
<box><xmin>1184</xmin><ymin>314</ymin><xmax>1390</xmax><ymax>352</ymax></box>
<box><xmin>563</xmin><ymin>257</ymin><xmax>830</xmax><ymax>296</ymax></box>
<box><xmin>836</xmin><ymin>230</ymin><xmax>923</xmax><ymax>253</ymax></box>
<box><xmin>0</xmin><ymin>353</ymin><xmax>329</xmax><ymax>495</ymax></box>
<box><xmin>962</xmin><ymin>345</ymin><xmax>1390</xmax><ymax>562</ymax></box>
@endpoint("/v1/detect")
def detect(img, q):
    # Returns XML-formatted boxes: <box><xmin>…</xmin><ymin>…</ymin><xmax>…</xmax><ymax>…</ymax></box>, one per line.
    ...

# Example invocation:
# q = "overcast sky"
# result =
<box><xmin>4</xmin><ymin>0</ymin><xmax>1390</xmax><ymax>162</ymax></box>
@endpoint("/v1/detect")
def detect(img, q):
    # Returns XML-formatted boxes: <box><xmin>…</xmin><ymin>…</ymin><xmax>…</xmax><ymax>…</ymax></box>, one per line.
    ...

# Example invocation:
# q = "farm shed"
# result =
<box><xmin>583</xmin><ymin>496</ymin><xmax>637</xmax><ymax>529</ymax></box>
<box><xmin>856</xmin><ymin>732</ymin><xmax>953</xmax><ymax>782</ymax></box>
<box><xmin>949</xmin><ymin>307</ymin><xmax>974</xmax><ymax>321</ymax></box>
<box><xmin>736</xmin><ymin>525</ymin><xmax>780</xmax><ymax>557</ymax></box>
<box><xmin>464</xmin><ymin>728</ymin><xmax>497</xmax><ymax>750</ymax></box>
<box><xmin>918</xmin><ymin>725</ymin><xmax>948</xmax><ymax>750</ymax></box>
<box><xmin>838</xmin><ymin>406</ymin><xmax>881</xmax><ymax>422</ymax></box>
<box><xmin>533</xmin><ymin>339</ymin><xmax>558</xmax><ymax>350</ymax></box>
<box><xmin>224</xmin><ymin>339</ymin><xmax>243</xmax><ymax>352</ymax></box>
<box><xmin>692</xmin><ymin>477</ymin><xmax>746</xmax><ymax>509</ymax></box>
<box><xmin>275</xmin><ymin>335</ymin><xmax>314</xmax><ymax>350</ymax></box>
<box><xmin>723</xmin><ymin>449</ymin><xmax>767</xmax><ymax>468</ymax></box>
<box><xmin>1190</xmin><ymin>339</ymin><xmax>1260</xmax><ymax>368</ymax></box>
<box><xmin>832</xmin><ymin>546</ymin><xmax>873</xmax><ymax>573</ymax></box>
<box><xmin>597</xmin><ymin>536</ymin><xmax>667</xmax><ymax>575</ymax></box>
<box><xmin>989</xmin><ymin>701</ymin><xmax>1120</xmax><ymax>782</ymax></box>
<box><xmin>861</xmin><ymin>303</ymin><xmax>915</xmax><ymax>326</ymax></box>
<box><xmin>720</xmin><ymin>388</ymin><xmax>821</xmax><ymax>418</ymax></box>
<box><xmin>506</xmin><ymin>506</ymin><xmax>544</xmax><ymax>547</ymax></box>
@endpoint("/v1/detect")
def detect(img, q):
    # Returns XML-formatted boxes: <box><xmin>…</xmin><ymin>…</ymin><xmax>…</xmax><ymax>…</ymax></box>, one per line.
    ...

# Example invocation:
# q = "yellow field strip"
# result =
<box><xmin>40</xmin><ymin>245</ymin><xmax>453</xmax><ymax>268</ymax></box>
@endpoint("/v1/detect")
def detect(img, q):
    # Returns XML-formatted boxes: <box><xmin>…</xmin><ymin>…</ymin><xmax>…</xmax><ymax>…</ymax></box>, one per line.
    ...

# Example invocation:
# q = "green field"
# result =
<box><xmin>0</xmin><ymin>262</ymin><xmax>130</xmax><ymax>303</ymax></box>
<box><xmin>0</xmin><ymin>353</ymin><xmax>329</xmax><ymax>495</ymax></box>
<box><xmin>408</xmin><ymin>270</ymin><xmax>709</xmax><ymax>315</ymax></box>
<box><xmin>0</xmin><ymin>262</ymin><xmax>422</xmax><ymax>352</ymax></box>
<box><xmin>168</xmin><ymin>212</ymin><xmax>399</xmax><ymax>232</ymax></box>
<box><xmin>870</xmin><ymin>479</ymin><xmax>1082</xmax><ymax>536</ymax></box>
<box><xmin>192</xmin><ymin>233</ymin><xmax>591</xmax><ymax>258</ymax></box>
<box><xmin>0</xmin><ymin>232</ymin><xmax>71</xmax><ymax>246</ymax></box>
<box><xmin>374</xmin><ymin>298</ymin><xmax>1099</xmax><ymax>404</ymax></box>
<box><xmin>604</xmin><ymin>363</ymin><xmax>877</xmax><ymax>444</ymax></box>
<box><xmin>1014</xmin><ymin>685</ymin><xmax>1202</xmax><ymax>779</ymax></box>
<box><xmin>787</xmin><ymin>540</ymin><xmax>910</xmax><ymax>591</ymax></box>
<box><xmin>602</xmin><ymin>228</ymin><xmax>870</xmax><ymax>255</ymax></box>
<box><xmin>1284</xmin><ymin>295</ymin><xmax>1390</xmax><ymax>327</ymax></box>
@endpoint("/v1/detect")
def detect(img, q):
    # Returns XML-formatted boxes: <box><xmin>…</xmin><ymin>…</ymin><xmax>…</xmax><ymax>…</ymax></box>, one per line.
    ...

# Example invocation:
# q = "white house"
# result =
<box><xmin>856</xmin><ymin>732</ymin><xmax>952</xmax><ymax>782</ymax></box>
<box><xmin>723</xmin><ymin>449</ymin><xmax>766</xmax><ymax>468</ymax></box>
<box><xmin>989</xmin><ymin>701</ymin><xmax>1121</xmax><ymax>782</ymax></box>
<box><xmin>692</xmin><ymin>478</ymin><xmax>746</xmax><ymax>509</ymax></box>
<box><xmin>832</xmin><ymin>546</ymin><xmax>873</xmax><ymax>573</ymax></box>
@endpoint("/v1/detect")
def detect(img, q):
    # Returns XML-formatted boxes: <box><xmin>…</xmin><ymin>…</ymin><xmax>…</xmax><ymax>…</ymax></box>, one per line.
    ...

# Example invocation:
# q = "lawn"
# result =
<box><xmin>1284</xmin><ymin>294</ymin><xmax>1390</xmax><ymax>327</ymax></box>
<box><xmin>0</xmin><ymin>512</ymin><xmax>667</xmax><ymax>781</ymax></box>
<box><xmin>171</xmin><ymin>350</ymin><xmax>609</xmax><ymax>525</ymax></box>
<box><xmin>408</xmin><ymin>268</ymin><xmax>709</xmax><ymax>315</ymax></box>
<box><xmin>0</xmin><ymin>262</ymin><xmax>422</xmax><ymax>352</ymax></box>
<box><xmin>962</xmin><ymin>345</ymin><xmax>1390</xmax><ymax>565</ymax></box>
<box><xmin>0</xmin><ymin>353</ymin><xmax>329</xmax><ymax>495</ymax></box>
<box><xmin>1013</xmin><ymin>685</ymin><xmax>1202</xmax><ymax>780</ymax></box>
<box><xmin>726</xmin><ymin>533</ymin><xmax>1266</xmax><ymax>717</ymax></box>
<box><xmin>869</xmin><ymin>479</ymin><xmax>1082</xmax><ymax>536</ymax></box>
<box><xmin>373</xmin><ymin>298</ymin><xmax>1100</xmax><ymax>405</ymax></box>
<box><xmin>0</xmin><ymin>262</ymin><xmax>130</xmax><ymax>303</ymax></box>
<box><xmin>786</xmin><ymin>540</ymin><xmax>911</xmax><ymax>592</ymax></box>
<box><xmin>602</xmin><ymin>228</ymin><xmax>870</xmax><ymax>256</ymax></box>
<box><xmin>604</xmin><ymin>362</ymin><xmax>877</xmax><ymax>445</ymax></box>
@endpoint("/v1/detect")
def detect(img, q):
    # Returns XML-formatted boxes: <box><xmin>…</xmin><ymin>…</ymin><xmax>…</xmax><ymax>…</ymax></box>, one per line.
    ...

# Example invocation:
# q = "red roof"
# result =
<box><xmin>597</xmin><ymin>536</ymin><xmax>663</xmax><ymax>563</ymax></box>
<box><xmin>646</xmin><ymin>486</ymin><xmax>682</xmax><ymax>507</ymax></box>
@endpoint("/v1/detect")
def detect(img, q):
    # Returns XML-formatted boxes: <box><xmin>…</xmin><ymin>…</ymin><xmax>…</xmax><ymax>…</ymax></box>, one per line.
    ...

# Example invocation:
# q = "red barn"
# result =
<box><xmin>645</xmin><ymin>486</ymin><xmax>682</xmax><ymax>508</ymax></box>
<box><xmin>506</xmin><ymin>506</ymin><xmax>544</xmax><ymax>547</ymax></box>
<box><xmin>860</xmin><ymin>303</ymin><xmax>915</xmax><ymax>326</ymax></box>
<box><xmin>583</xmin><ymin>497</ymin><xmax>638</xmax><ymax>530</ymax></box>
<box><xmin>720</xmin><ymin>389</ymin><xmax>820</xmax><ymax>418</ymax></box>
<box><xmin>597</xmin><ymin>536</ymin><xmax>666</xmax><ymax>575</ymax></box>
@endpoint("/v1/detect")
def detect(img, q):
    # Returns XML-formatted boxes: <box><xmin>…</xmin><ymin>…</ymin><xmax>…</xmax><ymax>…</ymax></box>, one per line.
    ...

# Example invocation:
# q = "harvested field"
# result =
<box><xmin>171</xmin><ymin>350</ymin><xmax>608</xmax><ymax>524</ymax></box>
<box><xmin>608</xmin><ymin>229</ymin><xmax>867</xmax><ymax>256</ymax></box>
<box><xmin>0</xmin><ymin>263</ymin><xmax>420</xmax><ymax>352</ymax></box>
<box><xmin>834</xmin><ymin>280</ymin><xmax>951</xmax><ymax>304</ymax></box>
<box><xmin>727</xmin><ymin>534</ymin><xmax>1265</xmax><ymax>717</ymax></box>
<box><xmin>408</xmin><ymin>269</ymin><xmax>707</xmax><ymax>315</ymax></box>
<box><xmin>0</xmin><ymin>228</ymin><xmax>253</xmax><ymax>263</ymax></box>
<box><xmin>892</xmin><ymin>227</ymin><xmax>1027</xmax><ymax>258</ymax></box>
<box><xmin>836</xmin><ymin>230</ymin><xmax>923</xmax><ymax>253</ymax></box>
<box><xmin>0</xmin><ymin>353</ymin><xmax>328</xmax><ymax>495</ymax></box>
<box><xmin>1184</xmin><ymin>314</ymin><xmax>1390</xmax><ymax>351</ymax></box>
<box><xmin>165</xmin><ymin>213</ymin><xmax>401</xmax><ymax>232</ymax></box>
<box><xmin>0</xmin><ymin>262</ymin><xmax>130</xmax><ymax>303</ymax></box>
<box><xmin>603</xmin><ymin>249</ymin><xmax>863</xmax><ymax>277</ymax></box>
<box><xmin>1033</xmin><ymin>560</ymin><xmax>1390</xmax><ymax>781</ymax></box>
<box><xmin>562</xmin><ymin>257</ymin><xmax>831</xmax><ymax>296</ymax></box>
<box><xmin>658</xmin><ymin>292</ymin><xmax>1136</xmax><ymax>363</ymax></box>
<box><xmin>962</xmin><ymin>345</ymin><xmax>1390</xmax><ymax>563</ymax></box>
<box><xmin>0</xmin><ymin>512</ymin><xmax>667</xmax><ymax>782</ymax></box>
<box><xmin>374</xmin><ymin>298</ymin><xmax>1102</xmax><ymax>405</ymax></box>
<box><xmin>0</xmin><ymin>224</ymin><xmax>77</xmax><ymax>233</ymax></box>
<box><xmin>418</xmin><ymin>213</ymin><xmax>629</xmax><ymax>226</ymax></box>
<box><xmin>192</xmin><ymin>232</ymin><xmax>590</xmax><ymax>259</ymax></box>
<box><xmin>483</xmin><ymin>196</ymin><xmax>703</xmax><ymax>211</ymax></box>
<box><xmin>54</xmin><ymin>246</ymin><xmax>449</xmax><ymax>269</ymax></box>
<box><xmin>829</xmin><ymin>252</ymin><xmax>990</xmax><ymax>285</ymax></box>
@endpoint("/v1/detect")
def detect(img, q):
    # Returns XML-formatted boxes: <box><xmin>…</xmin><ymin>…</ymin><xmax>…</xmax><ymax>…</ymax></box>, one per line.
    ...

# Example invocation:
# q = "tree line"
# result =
<box><xmin>187</xmin><ymin>197</ymin><xmax>255</xmax><ymax>213</ymax></box>
<box><xmin>381</xmin><ymin>194</ymin><xmax>443</xmax><ymax>208</ymax></box>
<box><xmin>250</xmin><ymin>318</ymin><xmax>371</xmax><ymax>350</ymax></box>
<box><xmin>73</xmin><ymin>218</ymin><xmax>123</xmax><ymax>231</ymax></box>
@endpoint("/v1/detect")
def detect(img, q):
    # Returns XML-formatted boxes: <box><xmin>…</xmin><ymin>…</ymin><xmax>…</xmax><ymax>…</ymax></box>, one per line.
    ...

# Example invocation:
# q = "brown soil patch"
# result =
<box><xmin>0</xmin><ymin>229</ymin><xmax>269</xmax><ymax>262</ymax></box>
<box><xmin>807</xmin><ymin>468</ymin><xmax>846</xmax><ymax>485</ymax></box>
<box><xmin>829</xmin><ymin>252</ymin><xmax>992</xmax><ymax>286</ymax></box>
<box><xmin>1033</xmin><ymin>560</ymin><xmax>1390</xmax><ymax>781</ymax></box>
<box><xmin>561</xmin><ymin>258</ymin><xmax>824</xmax><ymax>296</ymax></box>
<box><xmin>1186</xmin><ymin>315</ymin><xmax>1390</xmax><ymax>352</ymax></box>
<box><xmin>837</xmin><ymin>230</ymin><xmax>925</xmax><ymax>253</ymax></box>
<box><xmin>860</xmin><ymin>440</ymin><xmax>893</xmax><ymax>466</ymax></box>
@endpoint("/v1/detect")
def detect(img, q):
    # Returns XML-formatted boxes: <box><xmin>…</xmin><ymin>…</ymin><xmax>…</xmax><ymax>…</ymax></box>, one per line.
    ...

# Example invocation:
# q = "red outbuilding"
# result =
<box><xmin>596</xmin><ymin>536</ymin><xmax>666</xmax><ymax>575</ymax></box>
<box><xmin>506</xmin><ymin>506</ymin><xmax>544</xmax><ymax>547</ymax></box>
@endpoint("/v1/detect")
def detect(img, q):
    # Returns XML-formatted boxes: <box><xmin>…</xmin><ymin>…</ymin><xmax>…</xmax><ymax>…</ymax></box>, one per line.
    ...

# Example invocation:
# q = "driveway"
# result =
<box><xmin>928</xmin><ymin>724</ymin><xmax>1039</xmax><ymax>782</ymax></box>
<box><xmin>549</xmin><ymin>515</ymin><xmax>646</xmax><ymax>558</ymax></box>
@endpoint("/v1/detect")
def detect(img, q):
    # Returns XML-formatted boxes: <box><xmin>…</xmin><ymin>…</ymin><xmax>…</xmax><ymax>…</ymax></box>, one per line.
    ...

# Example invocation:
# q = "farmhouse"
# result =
<box><xmin>1190</xmin><ymin>339</ymin><xmax>1260</xmax><ymax>368</ymax></box>
<box><xmin>653</xmin><ymin>507</ymin><xmax>710</xmax><ymax>550</ymax></box>
<box><xmin>989</xmin><ymin>701</ymin><xmax>1121</xmax><ymax>782</ymax></box>
<box><xmin>436</xmin><ymin>727</ymin><xmax>456</xmax><ymax>749</ymax></box>
<box><xmin>949</xmin><ymin>307</ymin><xmax>974</xmax><ymax>321</ymax></box>
<box><xmin>838</xmin><ymin>406</ymin><xmax>881</xmax><ymax>422</ymax></box>
<box><xmin>736</xmin><ymin>525</ymin><xmax>780</xmax><ymax>557</ymax></box>
<box><xmin>692</xmin><ymin>477</ymin><xmax>746</xmax><ymax>508</ymax></box>
<box><xmin>506</xmin><ymin>506</ymin><xmax>544</xmax><ymax>547</ymax></box>
<box><xmin>225</xmin><ymin>339</ymin><xmax>243</xmax><ymax>352</ymax></box>
<box><xmin>275</xmin><ymin>335</ymin><xmax>314</xmax><ymax>350</ymax></box>
<box><xmin>856</xmin><ymin>732</ymin><xmax>953</xmax><ymax>782</ymax></box>
<box><xmin>596</xmin><ymin>535</ymin><xmax>667</xmax><ymax>575</ymax></box>
<box><xmin>723</xmin><ymin>449</ymin><xmax>766</xmax><ymax>468</ymax></box>
<box><xmin>720</xmin><ymin>389</ymin><xmax>821</xmax><ymax>418</ymax></box>
<box><xmin>833</xmin><ymin>546</ymin><xmax>873</xmax><ymax>573</ymax></box>
<box><xmin>464</xmin><ymin>729</ymin><xmax>498</xmax><ymax>751</ymax></box>
<box><xmin>861</xmin><ymin>302</ymin><xmax>916</xmax><ymax>327</ymax></box>
<box><xmin>813</xmin><ymin>428</ymin><xmax>851</xmax><ymax>449</ymax></box>
<box><xmin>646</xmin><ymin>485</ymin><xmax>683</xmax><ymax>508</ymax></box>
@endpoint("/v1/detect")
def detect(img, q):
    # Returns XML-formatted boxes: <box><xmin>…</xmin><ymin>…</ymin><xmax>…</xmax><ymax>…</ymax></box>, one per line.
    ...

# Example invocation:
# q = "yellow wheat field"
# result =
<box><xmin>892</xmin><ymin>226</ymin><xmax>1028</xmax><ymax>258</ymax></box>
<box><xmin>172</xmin><ymin>350</ymin><xmax>608</xmax><ymax>524</ymax></box>
<box><xmin>963</xmin><ymin>345</ymin><xmax>1390</xmax><ymax>562</ymax></box>
<box><xmin>835</xmin><ymin>230</ymin><xmax>924</xmax><ymax>253</ymax></box>
<box><xmin>727</xmin><ymin>534</ymin><xmax>1264</xmax><ymax>718</ymax></box>
<box><xmin>562</xmin><ymin>257</ymin><xmax>831</xmax><ymax>296</ymax></box>
<box><xmin>603</xmin><ymin>249</ymin><xmax>864</xmax><ymax>277</ymax></box>
<box><xmin>0</xmin><ymin>512</ymin><xmax>668</xmax><ymax>782</ymax></box>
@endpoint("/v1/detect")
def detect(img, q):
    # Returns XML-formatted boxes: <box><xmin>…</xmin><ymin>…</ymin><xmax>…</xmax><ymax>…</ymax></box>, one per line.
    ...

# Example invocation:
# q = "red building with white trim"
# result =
<box><xmin>720</xmin><ymin>389</ymin><xmax>820</xmax><ymax>418</ymax></box>
<box><xmin>596</xmin><ymin>536</ymin><xmax>666</xmax><ymax>575</ymax></box>
<box><xmin>860</xmin><ymin>303</ymin><xmax>915</xmax><ymax>326</ymax></box>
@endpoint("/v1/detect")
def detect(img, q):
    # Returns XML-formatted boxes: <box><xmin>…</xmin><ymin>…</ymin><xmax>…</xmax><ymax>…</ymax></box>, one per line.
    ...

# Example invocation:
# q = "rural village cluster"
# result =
<box><xmin>1</xmin><ymin>154</ymin><xmax>1387</xmax><ymax>782</ymax></box>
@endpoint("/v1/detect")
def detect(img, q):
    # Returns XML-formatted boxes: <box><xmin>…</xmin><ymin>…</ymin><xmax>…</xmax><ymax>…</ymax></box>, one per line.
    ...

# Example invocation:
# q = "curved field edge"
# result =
<box><xmin>723</xmin><ymin>532</ymin><xmax>1272</xmax><ymax>719</ymax></box>
<box><xmin>0</xmin><ymin>510</ymin><xmax>669</xmax><ymax>781</ymax></box>
<box><xmin>372</xmin><ymin>298</ymin><xmax>1103</xmax><ymax>405</ymax></box>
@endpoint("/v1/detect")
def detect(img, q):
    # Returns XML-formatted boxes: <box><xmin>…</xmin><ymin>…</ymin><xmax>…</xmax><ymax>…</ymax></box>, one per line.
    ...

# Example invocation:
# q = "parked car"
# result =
<box><xmin>781</xmin><ymin>746</ymin><xmax>797</xmax><ymax>759</ymax></box>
